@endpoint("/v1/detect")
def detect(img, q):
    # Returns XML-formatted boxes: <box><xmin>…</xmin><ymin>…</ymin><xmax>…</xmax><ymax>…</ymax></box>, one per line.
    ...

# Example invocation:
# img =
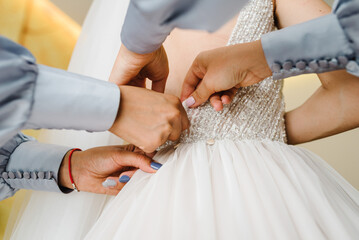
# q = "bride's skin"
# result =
<box><xmin>161</xmin><ymin>0</ymin><xmax>359</xmax><ymax>145</ymax></box>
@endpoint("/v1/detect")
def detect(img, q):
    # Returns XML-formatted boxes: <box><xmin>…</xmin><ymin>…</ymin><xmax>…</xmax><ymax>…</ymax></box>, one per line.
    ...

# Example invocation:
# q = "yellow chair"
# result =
<box><xmin>0</xmin><ymin>0</ymin><xmax>80</xmax><ymax>237</ymax></box>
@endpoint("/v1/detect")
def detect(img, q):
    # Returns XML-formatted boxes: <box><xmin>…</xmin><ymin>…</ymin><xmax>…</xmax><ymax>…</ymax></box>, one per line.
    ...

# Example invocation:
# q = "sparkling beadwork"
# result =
<box><xmin>160</xmin><ymin>0</ymin><xmax>286</xmax><ymax>150</ymax></box>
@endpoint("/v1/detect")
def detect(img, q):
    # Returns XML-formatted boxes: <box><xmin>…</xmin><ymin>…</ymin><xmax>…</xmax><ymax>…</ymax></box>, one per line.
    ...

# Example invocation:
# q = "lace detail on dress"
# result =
<box><xmin>164</xmin><ymin>0</ymin><xmax>286</xmax><ymax>148</ymax></box>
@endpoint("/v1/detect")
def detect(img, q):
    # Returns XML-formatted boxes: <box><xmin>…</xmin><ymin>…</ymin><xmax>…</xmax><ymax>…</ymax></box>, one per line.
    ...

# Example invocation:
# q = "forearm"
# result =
<box><xmin>285</xmin><ymin>70</ymin><xmax>359</xmax><ymax>144</ymax></box>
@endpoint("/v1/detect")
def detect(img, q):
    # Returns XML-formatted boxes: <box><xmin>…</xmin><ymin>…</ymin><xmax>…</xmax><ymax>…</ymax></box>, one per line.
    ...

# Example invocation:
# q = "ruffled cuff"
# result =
<box><xmin>0</xmin><ymin>134</ymin><xmax>32</xmax><ymax>200</ymax></box>
<box><xmin>0</xmin><ymin>134</ymin><xmax>72</xmax><ymax>201</ymax></box>
<box><xmin>261</xmin><ymin>13</ymin><xmax>356</xmax><ymax>80</ymax></box>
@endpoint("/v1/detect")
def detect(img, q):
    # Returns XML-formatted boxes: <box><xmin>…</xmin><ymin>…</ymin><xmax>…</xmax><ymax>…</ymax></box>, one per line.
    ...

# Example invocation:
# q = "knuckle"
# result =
<box><xmin>167</xmin><ymin>95</ymin><xmax>180</xmax><ymax>104</ymax></box>
<box><xmin>168</xmin><ymin>109</ymin><xmax>181</xmax><ymax>120</ymax></box>
<box><xmin>151</xmin><ymin>137</ymin><xmax>163</xmax><ymax>150</ymax></box>
<box><xmin>162</xmin><ymin>124</ymin><xmax>173</xmax><ymax>135</ymax></box>
<box><xmin>135</xmin><ymin>153</ymin><xmax>144</xmax><ymax>161</ymax></box>
<box><xmin>142</xmin><ymin>146</ymin><xmax>152</xmax><ymax>153</ymax></box>
<box><xmin>135</xmin><ymin>154</ymin><xmax>147</xmax><ymax>164</ymax></box>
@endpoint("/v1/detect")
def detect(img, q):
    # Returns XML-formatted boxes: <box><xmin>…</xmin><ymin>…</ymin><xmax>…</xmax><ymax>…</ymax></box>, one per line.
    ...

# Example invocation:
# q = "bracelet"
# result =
<box><xmin>68</xmin><ymin>148</ymin><xmax>82</xmax><ymax>192</ymax></box>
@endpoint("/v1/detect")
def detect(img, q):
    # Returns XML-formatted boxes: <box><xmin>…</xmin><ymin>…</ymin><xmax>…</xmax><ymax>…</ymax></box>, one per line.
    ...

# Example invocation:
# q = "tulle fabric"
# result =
<box><xmin>83</xmin><ymin>140</ymin><xmax>359</xmax><ymax>240</ymax></box>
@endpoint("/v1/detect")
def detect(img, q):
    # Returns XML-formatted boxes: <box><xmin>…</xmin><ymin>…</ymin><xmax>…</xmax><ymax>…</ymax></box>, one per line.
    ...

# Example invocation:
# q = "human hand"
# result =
<box><xmin>180</xmin><ymin>40</ymin><xmax>272</xmax><ymax>111</ymax></box>
<box><xmin>110</xmin><ymin>44</ymin><xmax>169</xmax><ymax>93</ymax></box>
<box><xmin>58</xmin><ymin>145</ymin><xmax>161</xmax><ymax>195</ymax></box>
<box><xmin>109</xmin><ymin>86</ymin><xmax>190</xmax><ymax>153</ymax></box>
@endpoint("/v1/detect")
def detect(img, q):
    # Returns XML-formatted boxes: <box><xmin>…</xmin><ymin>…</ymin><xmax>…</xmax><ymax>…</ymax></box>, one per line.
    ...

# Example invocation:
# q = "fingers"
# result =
<box><xmin>101</xmin><ymin>170</ymin><xmax>136</xmax><ymax>195</ymax></box>
<box><xmin>167</xmin><ymin>119</ymin><xmax>182</xmax><ymax>142</ymax></box>
<box><xmin>180</xmin><ymin>54</ymin><xmax>207</xmax><ymax>102</ymax></box>
<box><xmin>119</xmin><ymin>170</ymin><xmax>136</xmax><ymax>183</ymax></box>
<box><xmin>151</xmin><ymin>79</ymin><xmax>167</xmax><ymax>93</ymax></box>
<box><xmin>209</xmin><ymin>93</ymin><xmax>224</xmax><ymax>111</ymax></box>
<box><xmin>181</xmin><ymin>68</ymin><xmax>202</xmax><ymax>102</ymax></box>
<box><xmin>208</xmin><ymin>88</ymin><xmax>238</xmax><ymax>111</ymax></box>
<box><xmin>113</xmin><ymin>150</ymin><xmax>157</xmax><ymax>174</ymax></box>
<box><xmin>221</xmin><ymin>87</ymin><xmax>237</xmax><ymax>104</ymax></box>
<box><xmin>184</xmin><ymin>78</ymin><xmax>214</xmax><ymax>108</ymax></box>
<box><xmin>179</xmin><ymin>104</ymin><xmax>190</xmax><ymax>131</ymax></box>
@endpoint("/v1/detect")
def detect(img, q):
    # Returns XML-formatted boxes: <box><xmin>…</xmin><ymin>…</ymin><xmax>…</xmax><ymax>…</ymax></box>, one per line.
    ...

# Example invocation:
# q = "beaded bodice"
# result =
<box><xmin>171</xmin><ymin>0</ymin><xmax>286</xmax><ymax>147</ymax></box>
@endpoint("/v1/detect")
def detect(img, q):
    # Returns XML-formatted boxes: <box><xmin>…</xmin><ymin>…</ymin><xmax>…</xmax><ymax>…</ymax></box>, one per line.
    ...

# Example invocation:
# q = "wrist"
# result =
<box><xmin>252</xmin><ymin>40</ymin><xmax>272</xmax><ymax>78</ymax></box>
<box><xmin>58</xmin><ymin>150</ymin><xmax>82</xmax><ymax>190</ymax></box>
<box><xmin>109</xmin><ymin>85</ymin><xmax>125</xmax><ymax>135</ymax></box>
<box><xmin>233</xmin><ymin>40</ymin><xmax>272</xmax><ymax>85</ymax></box>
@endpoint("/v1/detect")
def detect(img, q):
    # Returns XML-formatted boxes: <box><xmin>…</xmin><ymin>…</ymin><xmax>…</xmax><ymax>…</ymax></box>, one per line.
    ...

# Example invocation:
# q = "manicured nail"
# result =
<box><xmin>184</xmin><ymin>96</ymin><xmax>195</xmax><ymax>107</ymax></box>
<box><xmin>150</xmin><ymin>162</ymin><xmax>162</xmax><ymax>170</ymax></box>
<box><xmin>102</xmin><ymin>179</ymin><xmax>117</xmax><ymax>188</ymax></box>
<box><xmin>119</xmin><ymin>175</ymin><xmax>130</xmax><ymax>183</ymax></box>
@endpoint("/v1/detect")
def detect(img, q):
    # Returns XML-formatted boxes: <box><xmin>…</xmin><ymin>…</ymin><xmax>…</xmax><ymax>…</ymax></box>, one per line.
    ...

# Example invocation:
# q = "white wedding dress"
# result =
<box><xmin>7</xmin><ymin>0</ymin><xmax>359</xmax><ymax>239</ymax></box>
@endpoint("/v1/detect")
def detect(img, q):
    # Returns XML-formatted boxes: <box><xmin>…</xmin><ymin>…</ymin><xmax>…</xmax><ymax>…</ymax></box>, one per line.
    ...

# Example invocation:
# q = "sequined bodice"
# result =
<box><xmin>168</xmin><ymin>0</ymin><xmax>286</xmax><ymax>147</ymax></box>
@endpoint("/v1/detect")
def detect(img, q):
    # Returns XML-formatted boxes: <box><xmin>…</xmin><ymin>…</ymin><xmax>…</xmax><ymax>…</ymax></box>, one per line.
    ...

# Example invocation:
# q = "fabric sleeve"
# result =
<box><xmin>121</xmin><ymin>0</ymin><xmax>249</xmax><ymax>54</ymax></box>
<box><xmin>0</xmin><ymin>36</ymin><xmax>120</xmax><ymax>146</ymax></box>
<box><xmin>0</xmin><ymin>133</ymin><xmax>72</xmax><ymax>201</ymax></box>
<box><xmin>261</xmin><ymin>0</ymin><xmax>359</xmax><ymax>80</ymax></box>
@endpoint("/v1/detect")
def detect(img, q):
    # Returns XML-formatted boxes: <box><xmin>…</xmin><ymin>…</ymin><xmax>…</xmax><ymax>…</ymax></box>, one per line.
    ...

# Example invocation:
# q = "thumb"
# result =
<box><xmin>184</xmin><ymin>79</ymin><xmax>214</xmax><ymax>108</ymax></box>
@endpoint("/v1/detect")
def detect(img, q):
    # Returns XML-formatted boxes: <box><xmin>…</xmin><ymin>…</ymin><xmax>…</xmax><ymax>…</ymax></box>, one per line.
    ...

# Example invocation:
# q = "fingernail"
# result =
<box><xmin>119</xmin><ymin>175</ymin><xmax>130</xmax><ymax>183</ymax></box>
<box><xmin>184</xmin><ymin>96</ymin><xmax>195</xmax><ymax>107</ymax></box>
<box><xmin>151</xmin><ymin>162</ymin><xmax>162</xmax><ymax>170</ymax></box>
<box><xmin>102</xmin><ymin>179</ymin><xmax>117</xmax><ymax>188</ymax></box>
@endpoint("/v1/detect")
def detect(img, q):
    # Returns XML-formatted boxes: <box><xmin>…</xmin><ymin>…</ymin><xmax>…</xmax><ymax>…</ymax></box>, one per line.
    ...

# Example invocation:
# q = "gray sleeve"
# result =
<box><xmin>0</xmin><ymin>36</ymin><xmax>120</xmax><ymax>146</ymax></box>
<box><xmin>121</xmin><ymin>0</ymin><xmax>249</xmax><ymax>54</ymax></box>
<box><xmin>0</xmin><ymin>134</ymin><xmax>72</xmax><ymax>201</ymax></box>
<box><xmin>261</xmin><ymin>0</ymin><xmax>359</xmax><ymax>79</ymax></box>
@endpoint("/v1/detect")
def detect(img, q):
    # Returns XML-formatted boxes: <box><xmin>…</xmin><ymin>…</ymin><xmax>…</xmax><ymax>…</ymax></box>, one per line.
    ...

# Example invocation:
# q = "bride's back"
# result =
<box><xmin>162</xmin><ymin>0</ymin><xmax>287</xmax><ymax>146</ymax></box>
<box><xmin>163</xmin><ymin>18</ymin><xmax>237</xmax><ymax>97</ymax></box>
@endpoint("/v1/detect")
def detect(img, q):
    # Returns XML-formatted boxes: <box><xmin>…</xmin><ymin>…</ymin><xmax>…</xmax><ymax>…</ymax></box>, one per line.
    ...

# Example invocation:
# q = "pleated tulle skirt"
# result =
<box><xmin>81</xmin><ymin>140</ymin><xmax>359</xmax><ymax>240</ymax></box>
<box><xmin>9</xmin><ymin>140</ymin><xmax>359</xmax><ymax>239</ymax></box>
<box><xmin>12</xmin><ymin>139</ymin><xmax>358</xmax><ymax>240</ymax></box>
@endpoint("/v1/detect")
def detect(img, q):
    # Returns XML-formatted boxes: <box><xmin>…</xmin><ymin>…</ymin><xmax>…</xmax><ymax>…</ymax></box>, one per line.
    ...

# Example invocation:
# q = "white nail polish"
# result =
<box><xmin>184</xmin><ymin>96</ymin><xmax>195</xmax><ymax>107</ymax></box>
<box><xmin>102</xmin><ymin>179</ymin><xmax>116</xmax><ymax>188</ymax></box>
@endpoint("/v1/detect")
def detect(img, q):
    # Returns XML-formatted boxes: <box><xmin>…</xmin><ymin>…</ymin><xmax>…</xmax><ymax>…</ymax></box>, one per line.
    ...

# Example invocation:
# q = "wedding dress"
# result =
<box><xmin>7</xmin><ymin>0</ymin><xmax>359</xmax><ymax>239</ymax></box>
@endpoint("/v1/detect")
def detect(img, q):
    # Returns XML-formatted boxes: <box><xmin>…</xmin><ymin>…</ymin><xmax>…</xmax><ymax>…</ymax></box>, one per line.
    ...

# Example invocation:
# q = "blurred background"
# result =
<box><xmin>0</xmin><ymin>0</ymin><xmax>357</xmax><ymax>237</ymax></box>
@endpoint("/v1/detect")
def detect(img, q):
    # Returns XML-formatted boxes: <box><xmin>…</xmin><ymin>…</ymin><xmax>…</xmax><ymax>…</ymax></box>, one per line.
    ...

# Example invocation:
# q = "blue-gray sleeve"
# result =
<box><xmin>0</xmin><ymin>133</ymin><xmax>72</xmax><ymax>201</ymax></box>
<box><xmin>121</xmin><ymin>0</ymin><xmax>249</xmax><ymax>54</ymax></box>
<box><xmin>261</xmin><ymin>0</ymin><xmax>359</xmax><ymax>79</ymax></box>
<box><xmin>0</xmin><ymin>36</ymin><xmax>120</xmax><ymax>146</ymax></box>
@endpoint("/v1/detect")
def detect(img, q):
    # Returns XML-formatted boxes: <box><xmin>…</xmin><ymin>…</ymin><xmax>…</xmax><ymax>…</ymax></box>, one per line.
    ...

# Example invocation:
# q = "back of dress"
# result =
<box><xmin>177</xmin><ymin>0</ymin><xmax>287</xmax><ymax>146</ymax></box>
